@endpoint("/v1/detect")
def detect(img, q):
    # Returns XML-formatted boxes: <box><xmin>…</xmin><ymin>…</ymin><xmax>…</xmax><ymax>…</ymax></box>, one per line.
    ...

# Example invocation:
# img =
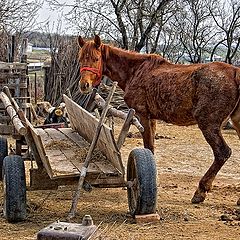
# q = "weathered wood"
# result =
<box><xmin>35</xmin><ymin>128</ymin><xmax>78</xmax><ymax>178</ymax></box>
<box><xmin>29</xmin><ymin>103</ymin><xmax>38</xmax><ymax>120</ymax></box>
<box><xmin>58</xmin><ymin>128</ymin><xmax>89</xmax><ymax>148</ymax></box>
<box><xmin>34</xmin><ymin>127</ymin><xmax>118</xmax><ymax>179</ymax></box>
<box><xmin>15</xmin><ymin>109</ymin><xmax>44</xmax><ymax>168</ymax></box>
<box><xmin>29</xmin><ymin>169</ymin><xmax>124</xmax><ymax>190</ymax></box>
<box><xmin>0</xmin><ymin>125</ymin><xmax>13</xmax><ymax>134</ymax></box>
<box><xmin>44</xmin><ymin>128</ymin><xmax>68</xmax><ymax>141</ymax></box>
<box><xmin>135</xmin><ymin>213</ymin><xmax>160</xmax><ymax>224</ymax></box>
<box><xmin>29</xmin><ymin>168</ymin><xmax>58</xmax><ymax>190</ymax></box>
<box><xmin>68</xmin><ymin>82</ymin><xmax>118</xmax><ymax>220</ymax></box>
<box><xmin>89</xmin><ymin>176</ymin><xmax>126</xmax><ymax>187</ymax></box>
<box><xmin>0</xmin><ymin>91</ymin><xmax>26</xmax><ymax>135</ymax></box>
<box><xmin>29</xmin><ymin>126</ymin><xmax>54</xmax><ymax>178</ymax></box>
<box><xmin>46</xmin><ymin>149</ymin><xmax>80</xmax><ymax>177</ymax></box>
<box><xmin>94</xmin><ymin>93</ymin><xmax>144</xmax><ymax>132</ymax></box>
<box><xmin>3</xmin><ymin>86</ymin><xmax>19</xmax><ymax>110</ymax></box>
<box><xmin>93</xmin><ymin>161</ymin><xmax>119</xmax><ymax>174</ymax></box>
<box><xmin>0</xmin><ymin>61</ymin><xmax>27</xmax><ymax>70</ymax></box>
<box><xmin>64</xmin><ymin>95</ymin><xmax>123</xmax><ymax>174</ymax></box>
<box><xmin>117</xmin><ymin>108</ymin><xmax>135</xmax><ymax>150</ymax></box>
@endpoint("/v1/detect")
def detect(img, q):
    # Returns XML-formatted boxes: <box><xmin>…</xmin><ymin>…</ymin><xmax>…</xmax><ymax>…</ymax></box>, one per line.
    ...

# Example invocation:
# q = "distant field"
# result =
<box><xmin>27</xmin><ymin>50</ymin><xmax>50</xmax><ymax>63</ymax></box>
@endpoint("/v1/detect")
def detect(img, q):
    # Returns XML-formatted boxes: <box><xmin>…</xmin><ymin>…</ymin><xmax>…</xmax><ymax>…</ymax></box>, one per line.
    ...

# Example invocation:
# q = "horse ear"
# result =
<box><xmin>78</xmin><ymin>36</ymin><xmax>85</xmax><ymax>47</ymax></box>
<box><xmin>94</xmin><ymin>35</ymin><xmax>101</xmax><ymax>49</ymax></box>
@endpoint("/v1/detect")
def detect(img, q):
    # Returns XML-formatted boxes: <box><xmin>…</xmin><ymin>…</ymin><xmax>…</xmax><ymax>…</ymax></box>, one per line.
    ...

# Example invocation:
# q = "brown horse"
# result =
<box><xmin>77</xmin><ymin>35</ymin><xmax>240</xmax><ymax>204</ymax></box>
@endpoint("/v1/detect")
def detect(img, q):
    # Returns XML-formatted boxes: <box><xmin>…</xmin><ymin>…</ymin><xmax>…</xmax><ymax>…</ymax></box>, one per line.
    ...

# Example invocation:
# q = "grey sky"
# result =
<box><xmin>37</xmin><ymin>0</ymin><xmax>74</xmax><ymax>33</ymax></box>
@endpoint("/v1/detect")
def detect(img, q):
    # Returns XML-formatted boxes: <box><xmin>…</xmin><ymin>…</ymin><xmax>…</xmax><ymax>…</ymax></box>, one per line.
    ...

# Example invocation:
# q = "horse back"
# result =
<box><xmin>124</xmin><ymin>62</ymin><xmax>240</xmax><ymax>126</ymax></box>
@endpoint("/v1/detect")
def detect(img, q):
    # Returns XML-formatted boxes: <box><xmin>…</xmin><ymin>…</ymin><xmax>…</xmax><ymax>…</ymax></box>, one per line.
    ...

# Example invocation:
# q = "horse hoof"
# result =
<box><xmin>191</xmin><ymin>191</ymin><xmax>206</xmax><ymax>204</ymax></box>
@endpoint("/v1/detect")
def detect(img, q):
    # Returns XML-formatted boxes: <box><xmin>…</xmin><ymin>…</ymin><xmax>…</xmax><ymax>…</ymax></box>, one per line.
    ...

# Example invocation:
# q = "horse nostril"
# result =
<box><xmin>80</xmin><ymin>82</ymin><xmax>90</xmax><ymax>92</ymax></box>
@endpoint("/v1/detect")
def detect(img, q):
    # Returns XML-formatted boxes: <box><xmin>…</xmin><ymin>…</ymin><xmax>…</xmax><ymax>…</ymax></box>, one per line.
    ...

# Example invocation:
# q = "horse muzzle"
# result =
<box><xmin>79</xmin><ymin>80</ymin><xmax>93</xmax><ymax>94</ymax></box>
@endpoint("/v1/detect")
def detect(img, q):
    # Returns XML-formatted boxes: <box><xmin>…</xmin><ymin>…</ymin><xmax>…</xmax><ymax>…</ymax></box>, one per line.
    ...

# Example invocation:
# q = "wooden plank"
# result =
<box><xmin>0</xmin><ymin>83</ymin><xmax>28</xmax><ymax>89</ymax></box>
<box><xmin>93</xmin><ymin>161</ymin><xmax>119</xmax><ymax>174</ymax></box>
<box><xmin>35</xmin><ymin>128</ymin><xmax>51</xmax><ymax>143</ymax></box>
<box><xmin>61</xmin><ymin>149</ymin><xmax>100</xmax><ymax>173</ymax></box>
<box><xmin>46</xmin><ymin>149</ymin><xmax>80</xmax><ymax>177</ymax></box>
<box><xmin>28</xmin><ymin>125</ymin><xmax>54</xmax><ymax>178</ymax></box>
<box><xmin>58</xmin><ymin>128</ymin><xmax>89</xmax><ymax>148</ymax></box>
<box><xmin>64</xmin><ymin>94</ymin><xmax>124</xmax><ymax>174</ymax></box>
<box><xmin>35</xmin><ymin>127</ymin><xmax>103</xmax><ymax>178</ymax></box>
<box><xmin>44</xmin><ymin>128</ymin><xmax>68</xmax><ymax>141</ymax></box>
<box><xmin>60</xmin><ymin>128</ymin><xmax>118</xmax><ymax>174</ymax></box>
<box><xmin>36</xmin><ymin>128</ymin><xmax>83</xmax><ymax>178</ymax></box>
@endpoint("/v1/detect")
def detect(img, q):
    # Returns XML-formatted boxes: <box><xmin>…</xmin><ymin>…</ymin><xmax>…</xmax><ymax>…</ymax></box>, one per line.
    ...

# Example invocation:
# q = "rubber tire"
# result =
<box><xmin>127</xmin><ymin>148</ymin><xmax>157</xmax><ymax>216</ymax></box>
<box><xmin>2</xmin><ymin>155</ymin><xmax>27</xmax><ymax>222</ymax></box>
<box><xmin>0</xmin><ymin>136</ymin><xmax>8</xmax><ymax>181</ymax></box>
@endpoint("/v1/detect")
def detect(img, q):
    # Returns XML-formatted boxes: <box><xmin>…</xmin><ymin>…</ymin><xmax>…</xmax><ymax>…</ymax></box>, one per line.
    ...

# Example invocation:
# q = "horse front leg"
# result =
<box><xmin>191</xmin><ymin>125</ymin><xmax>232</xmax><ymax>203</ymax></box>
<box><xmin>138</xmin><ymin>115</ymin><xmax>156</xmax><ymax>153</ymax></box>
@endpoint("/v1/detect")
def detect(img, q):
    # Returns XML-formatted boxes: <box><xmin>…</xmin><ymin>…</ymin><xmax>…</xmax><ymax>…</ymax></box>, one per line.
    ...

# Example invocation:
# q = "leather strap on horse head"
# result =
<box><xmin>80</xmin><ymin>59</ymin><xmax>103</xmax><ymax>87</ymax></box>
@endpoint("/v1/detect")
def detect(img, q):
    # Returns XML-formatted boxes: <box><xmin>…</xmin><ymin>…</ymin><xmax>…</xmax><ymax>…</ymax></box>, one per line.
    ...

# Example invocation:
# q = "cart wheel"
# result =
<box><xmin>2</xmin><ymin>155</ymin><xmax>27</xmax><ymax>222</ymax></box>
<box><xmin>127</xmin><ymin>148</ymin><xmax>157</xmax><ymax>216</ymax></box>
<box><xmin>0</xmin><ymin>136</ymin><xmax>8</xmax><ymax>181</ymax></box>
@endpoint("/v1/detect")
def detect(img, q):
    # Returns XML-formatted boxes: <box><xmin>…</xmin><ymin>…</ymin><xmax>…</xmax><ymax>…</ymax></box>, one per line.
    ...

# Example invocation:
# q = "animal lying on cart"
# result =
<box><xmin>0</xmin><ymin>86</ymin><xmax>157</xmax><ymax>223</ymax></box>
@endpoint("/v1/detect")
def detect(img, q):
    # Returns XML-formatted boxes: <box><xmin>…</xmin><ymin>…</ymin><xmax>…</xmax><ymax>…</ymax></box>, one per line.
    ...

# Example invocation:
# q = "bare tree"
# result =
<box><xmin>170</xmin><ymin>0</ymin><xmax>215</xmax><ymax>63</ymax></box>
<box><xmin>47</xmin><ymin>0</ymin><xmax>174</xmax><ymax>52</ymax></box>
<box><xmin>208</xmin><ymin>0</ymin><xmax>240</xmax><ymax>64</ymax></box>
<box><xmin>45</xmin><ymin>0</ymin><xmax>240</xmax><ymax>65</ymax></box>
<box><xmin>0</xmin><ymin>0</ymin><xmax>43</xmax><ymax>61</ymax></box>
<box><xmin>0</xmin><ymin>0</ymin><xmax>43</xmax><ymax>32</ymax></box>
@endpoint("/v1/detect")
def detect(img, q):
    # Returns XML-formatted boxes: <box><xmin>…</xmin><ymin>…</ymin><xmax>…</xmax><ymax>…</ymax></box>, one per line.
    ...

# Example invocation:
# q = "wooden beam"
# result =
<box><xmin>0</xmin><ymin>92</ymin><xmax>26</xmax><ymax>135</ymax></box>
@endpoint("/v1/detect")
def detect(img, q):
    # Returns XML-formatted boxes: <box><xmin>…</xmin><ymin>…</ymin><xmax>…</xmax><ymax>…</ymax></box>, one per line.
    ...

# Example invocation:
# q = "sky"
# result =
<box><xmin>37</xmin><ymin>0</ymin><xmax>74</xmax><ymax>33</ymax></box>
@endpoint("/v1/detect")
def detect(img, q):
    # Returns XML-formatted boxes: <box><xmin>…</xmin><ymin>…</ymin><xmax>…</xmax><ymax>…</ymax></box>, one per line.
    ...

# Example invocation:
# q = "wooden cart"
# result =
<box><xmin>0</xmin><ymin>87</ymin><xmax>158</xmax><ymax>223</ymax></box>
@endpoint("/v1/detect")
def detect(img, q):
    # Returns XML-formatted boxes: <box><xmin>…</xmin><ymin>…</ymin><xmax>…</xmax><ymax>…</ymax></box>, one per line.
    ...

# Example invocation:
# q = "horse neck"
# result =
<box><xmin>102</xmin><ymin>45</ymin><xmax>151</xmax><ymax>90</ymax></box>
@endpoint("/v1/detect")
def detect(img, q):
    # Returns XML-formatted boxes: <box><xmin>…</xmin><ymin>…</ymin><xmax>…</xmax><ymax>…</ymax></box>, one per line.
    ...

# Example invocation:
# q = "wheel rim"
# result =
<box><xmin>128</xmin><ymin>157</ymin><xmax>140</xmax><ymax>214</ymax></box>
<box><xmin>129</xmin><ymin>178</ymin><xmax>139</xmax><ymax>211</ymax></box>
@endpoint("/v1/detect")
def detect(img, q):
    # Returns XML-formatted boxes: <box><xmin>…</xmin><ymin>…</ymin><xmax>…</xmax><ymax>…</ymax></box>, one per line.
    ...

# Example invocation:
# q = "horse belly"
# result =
<box><xmin>147</xmin><ymin>89</ymin><xmax>196</xmax><ymax>126</ymax></box>
<box><xmin>151</xmin><ymin>106</ymin><xmax>196</xmax><ymax>126</ymax></box>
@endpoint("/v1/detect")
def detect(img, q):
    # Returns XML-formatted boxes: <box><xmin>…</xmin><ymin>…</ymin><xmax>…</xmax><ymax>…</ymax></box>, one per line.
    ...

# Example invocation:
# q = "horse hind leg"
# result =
<box><xmin>230</xmin><ymin>105</ymin><xmax>240</xmax><ymax>205</ymax></box>
<box><xmin>191</xmin><ymin>124</ymin><xmax>232</xmax><ymax>203</ymax></box>
<box><xmin>230</xmin><ymin>103</ymin><xmax>240</xmax><ymax>138</ymax></box>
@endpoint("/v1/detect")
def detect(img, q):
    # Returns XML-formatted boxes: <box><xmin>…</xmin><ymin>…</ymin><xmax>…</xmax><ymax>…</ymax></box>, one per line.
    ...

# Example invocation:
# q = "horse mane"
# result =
<box><xmin>101</xmin><ymin>43</ymin><xmax>170</xmax><ymax>68</ymax></box>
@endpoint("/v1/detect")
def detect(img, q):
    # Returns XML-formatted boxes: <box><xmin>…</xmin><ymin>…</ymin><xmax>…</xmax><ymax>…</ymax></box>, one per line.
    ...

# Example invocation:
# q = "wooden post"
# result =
<box><xmin>10</xmin><ymin>35</ymin><xmax>15</xmax><ymax>63</ymax></box>
<box><xmin>94</xmin><ymin>93</ymin><xmax>144</xmax><ymax>132</ymax></box>
<box><xmin>117</xmin><ymin>108</ymin><xmax>135</xmax><ymax>150</ymax></box>
<box><xmin>3</xmin><ymin>86</ymin><xmax>19</xmax><ymax>111</ymax></box>
<box><xmin>68</xmin><ymin>82</ymin><xmax>118</xmax><ymax>220</ymax></box>
<box><xmin>34</xmin><ymin>72</ymin><xmax>37</xmax><ymax>104</ymax></box>
<box><xmin>20</xmin><ymin>38</ymin><xmax>28</xmax><ymax>63</ymax></box>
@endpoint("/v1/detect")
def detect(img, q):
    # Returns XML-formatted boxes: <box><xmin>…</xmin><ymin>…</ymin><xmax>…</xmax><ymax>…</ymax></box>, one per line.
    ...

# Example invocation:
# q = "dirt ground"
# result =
<box><xmin>0</xmin><ymin>121</ymin><xmax>240</xmax><ymax>239</ymax></box>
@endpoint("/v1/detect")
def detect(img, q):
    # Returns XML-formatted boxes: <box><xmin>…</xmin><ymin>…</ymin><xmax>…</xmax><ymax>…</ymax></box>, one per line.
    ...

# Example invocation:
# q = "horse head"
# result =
<box><xmin>78</xmin><ymin>35</ymin><xmax>103</xmax><ymax>94</ymax></box>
